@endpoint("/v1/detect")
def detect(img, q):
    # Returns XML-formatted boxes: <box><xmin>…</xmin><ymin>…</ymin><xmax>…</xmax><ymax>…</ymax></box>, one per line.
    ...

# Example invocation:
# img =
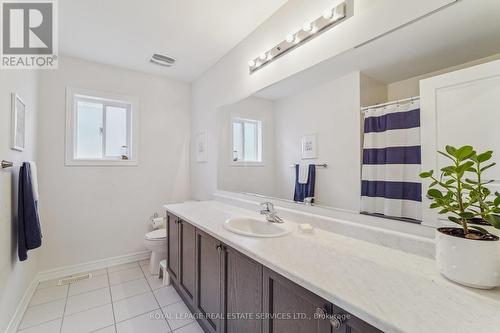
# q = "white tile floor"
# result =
<box><xmin>17</xmin><ymin>260</ymin><xmax>204</xmax><ymax>333</ymax></box>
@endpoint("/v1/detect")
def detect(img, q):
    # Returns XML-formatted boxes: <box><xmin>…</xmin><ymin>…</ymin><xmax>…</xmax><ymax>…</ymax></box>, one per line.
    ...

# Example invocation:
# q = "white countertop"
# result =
<box><xmin>164</xmin><ymin>200</ymin><xmax>500</xmax><ymax>333</ymax></box>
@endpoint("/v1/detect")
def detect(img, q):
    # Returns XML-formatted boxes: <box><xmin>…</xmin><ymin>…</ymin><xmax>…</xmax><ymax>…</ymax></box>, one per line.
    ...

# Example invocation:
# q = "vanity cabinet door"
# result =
<box><xmin>196</xmin><ymin>229</ymin><xmax>224</xmax><ymax>333</ymax></box>
<box><xmin>166</xmin><ymin>213</ymin><xmax>180</xmax><ymax>282</ymax></box>
<box><xmin>333</xmin><ymin>305</ymin><xmax>383</xmax><ymax>333</ymax></box>
<box><xmin>223</xmin><ymin>246</ymin><xmax>263</xmax><ymax>333</ymax></box>
<box><xmin>179</xmin><ymin>220</ymin><xmax>196</xmax><ymax>305</ymax></box>
<box><xmin>262</xmin><ymin>267</ymin><xmax>332</xmax><ymax>333</ymax></box>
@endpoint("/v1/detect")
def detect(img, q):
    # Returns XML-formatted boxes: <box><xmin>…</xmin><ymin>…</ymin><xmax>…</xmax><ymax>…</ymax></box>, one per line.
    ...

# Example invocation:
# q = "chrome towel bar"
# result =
<box><xmin>1</xmin><ymin>160</ymin><xmax>14</xmax><ymax>169</ymax></box>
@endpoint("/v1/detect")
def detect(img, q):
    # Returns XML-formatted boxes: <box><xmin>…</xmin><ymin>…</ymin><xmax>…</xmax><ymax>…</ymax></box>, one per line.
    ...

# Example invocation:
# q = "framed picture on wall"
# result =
<box><xmin>196</xmin><ymin>130</ymin><xmax>208</xmax><ymax>162</ymax></box>
<box><xmin>11</xmin><ymin>93</ymin><xmax>26</xmax><ymax>152</ymax></box>
<box><xmin>301</xmin><ymin>134</ymin><xmax>317</xmax><ymax>159</ymax></box>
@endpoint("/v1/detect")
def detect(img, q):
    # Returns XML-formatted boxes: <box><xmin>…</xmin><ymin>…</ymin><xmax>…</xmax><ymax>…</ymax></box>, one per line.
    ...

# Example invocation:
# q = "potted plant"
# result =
<box><xmin>420</xmin><ymin>145</ymin><xmax>500</xmax><ymax>289</ymax></box>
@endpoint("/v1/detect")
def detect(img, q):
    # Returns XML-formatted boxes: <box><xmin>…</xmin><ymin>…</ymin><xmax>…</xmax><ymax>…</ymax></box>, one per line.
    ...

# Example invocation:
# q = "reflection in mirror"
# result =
<box><xmin>217</xmin><ymin>72</ymin><xmax>362</xmax><ymax>211</ymax></box>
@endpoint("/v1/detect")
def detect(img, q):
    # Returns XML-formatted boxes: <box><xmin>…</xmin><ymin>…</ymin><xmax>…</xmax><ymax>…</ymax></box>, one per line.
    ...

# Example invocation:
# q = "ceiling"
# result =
<box><xmin>59</xmin><ymin>0</ymin><xmax>287</xmax><ymax>82</ymax></box>
<box><xmin>257</xmin><ymin>0</ymin><xmax>500</xmax><ymax>100</ymax></box>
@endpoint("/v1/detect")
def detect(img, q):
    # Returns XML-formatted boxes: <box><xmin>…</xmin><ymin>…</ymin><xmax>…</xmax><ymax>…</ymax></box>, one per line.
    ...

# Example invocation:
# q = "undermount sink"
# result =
<box><xmin>223</xmin><ymin>217</ymin><xmax>292</xmax><ymax>238</ymax></box>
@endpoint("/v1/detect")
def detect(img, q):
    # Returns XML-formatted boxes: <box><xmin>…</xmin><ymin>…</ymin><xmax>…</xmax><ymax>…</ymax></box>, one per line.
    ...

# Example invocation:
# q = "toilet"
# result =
<box><xmin>144</xmin><ymin>228</ymin><xmax>167</xmax><ymax>275</ymax></box>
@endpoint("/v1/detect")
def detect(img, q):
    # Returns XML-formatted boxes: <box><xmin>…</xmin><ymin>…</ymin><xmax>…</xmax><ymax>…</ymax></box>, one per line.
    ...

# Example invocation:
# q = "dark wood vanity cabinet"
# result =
<box><xmin>223</xmin><ymin>246</ymin><xmax>263</xmax><ymax>333</ymax></box>
<box><xmin>166</xmin><ymin>212</ymin><xmax>383</xmax><ymax>333</ymax></box>
<box><xmin>196</xmin><ymin>229</ymin><xmax>224</xmax><ymax>333</ymax></box>
<box><xmin>179</xmin><ymin>220</ymin><xmax>196</xmax><ymax>304</ymax></box>
<box><xmin>166</xmin><ymin>213</ymin><xmax>180</xmax><ymax>282</ymax></box>
<box><xmin>262</xmin><ymin>267</ymin><xmax>332</xmax><ymax>333</ymax></box>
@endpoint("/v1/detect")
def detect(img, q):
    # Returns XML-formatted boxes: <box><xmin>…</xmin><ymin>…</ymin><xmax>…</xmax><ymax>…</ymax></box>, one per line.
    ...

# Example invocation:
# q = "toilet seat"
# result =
<box><xmin>145</xmin><ymin>229</ymin><xmax>166</xmax><ymax>240</ymax></box>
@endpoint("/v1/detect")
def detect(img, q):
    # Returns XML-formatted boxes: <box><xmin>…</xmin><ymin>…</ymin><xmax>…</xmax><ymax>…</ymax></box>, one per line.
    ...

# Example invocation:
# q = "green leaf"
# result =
<box><xmin>495</xmin><ymin>196</ymin><xmax>500</xmax><ymax>207</ymax></box>
<box><xmin>419</xmin><ymin>171</ymin><xmax>433</xmax><ymax>178</ymax></box>
<box><xmin>469</xmin><ymin>225</ymin><xmax>489</xmax><ymax>234</ymax></box>
<box><xmin>459</xmin><ymin>212</ymin><xmax>475</xmax><ymax>219</ymax></box>
<box><xmin>448</xmin><ymin>216</ymin><xmax>460</xmax><ymax>224</ymax></box>
<box><xmin>481</xmin><ymin>162</ymin><xmax>496</xmax><ymax>172</ymax></box>
<box><xmin>456</xmin><ymin>145</ymin><xmax>474</xmax><ymax>161</ymax></box>
<box><xmin>438</xmin><ymin>151</ymin><xmax>455</xmax><ymax>162</ymax></box>
<box><xmin>438</xmin><ymin>208</ymin><xmax>449</xmax><ymax>214</ymax></box>
<box><xmin>429</xmin><ymin>203</ymin><xmax>441</xmax><ymax>209</ymax></box>
<box><xmin>445</xmin><ymin>145</ymin><xmax>457</xmax><ymax>157</ymax></box>
<box><xmin>457</xmin><ymin>161</ymin><xmax>474</xmax><ymax>174</ymax></box>
<box><xmin>485</xmin><ymin>214</ymin><xmax>500</xmax><ymax>229</ymax></box>
<box><xmin>477</xmin><ymin>151</ymin><xmax>493</xmax><ymax>163</ymax></box>
<box><xmin>428</xmin><ymin>189</ymin><xmax>443</xmax><ymax>199</ymax></box>
<box><xmin>441</xmin><ymin>166</ymin><xmax>456</xmax><ymax>174</ymax></box>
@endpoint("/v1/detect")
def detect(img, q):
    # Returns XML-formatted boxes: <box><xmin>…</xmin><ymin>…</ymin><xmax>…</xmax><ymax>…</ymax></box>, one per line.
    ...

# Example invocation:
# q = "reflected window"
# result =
<box><xmin>231</xmin><ymin>118</ymin><xmax>262</xmax><ymax>163</ymax></box>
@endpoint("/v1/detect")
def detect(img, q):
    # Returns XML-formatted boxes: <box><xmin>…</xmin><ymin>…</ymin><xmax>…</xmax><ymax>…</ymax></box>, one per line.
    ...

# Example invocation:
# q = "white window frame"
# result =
<box><xmin>65</xmin><ymin>87</ymin><xmax>139</xmax><ymax>166</ymax></box>
<box><xmin>230</xmin><ymin>117</ymin><xmax>264</xmax><ymax>166</ymax></box>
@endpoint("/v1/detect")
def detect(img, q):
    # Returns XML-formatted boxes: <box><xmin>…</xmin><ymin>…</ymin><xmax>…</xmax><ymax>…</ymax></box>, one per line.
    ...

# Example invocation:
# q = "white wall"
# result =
<box><xmin>191</xmin><ymin>0</ymin><xmax>454</xmax><ymax>200</ymax></box>
<box><xmin>217</xmin><ymin>97</ymin><xmax>275</xmax><ymax>196</ymax></box>
<box><xmin>273</xmin><ymin>72</ymin><xmax>361</xmax><ymax>210</ymax></box>
<box><xmin>387</xmin><ymin>53</ymin><xmax>500</xmax><ymax>100</ymax></box>
<box><xmin>37</xmin><ymin>56</ymin><xmax>190</xmax><ymax>271</ymax></box>
<box><xmin>0</xmin><ymin>71</ymin><xmax>40</xmax><ymax>332</ymax></box>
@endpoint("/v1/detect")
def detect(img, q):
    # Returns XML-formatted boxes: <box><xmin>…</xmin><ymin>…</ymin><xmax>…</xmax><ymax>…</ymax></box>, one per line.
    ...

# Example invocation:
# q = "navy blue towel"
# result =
<box><xmin>294</xmin><ymin>164</ymin><xmax>316</xmax><ymax>203</ymax></box>
<box><xmin>18</xmin><ymin>162</ymin><xmax>42</xmax><ymax>261</ymax></box>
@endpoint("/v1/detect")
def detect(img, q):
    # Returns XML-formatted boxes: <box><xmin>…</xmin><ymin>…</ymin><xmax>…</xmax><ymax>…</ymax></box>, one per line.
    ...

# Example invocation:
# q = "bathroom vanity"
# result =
<box><xmin>165</xmin><ymin>207</ymin><xmax>380</xmax><ymax>333</ymax></box>
<box><xmin>164</xmin><ymin>200</ymin><xmax>500</xmax><ymax>333</ymax></box>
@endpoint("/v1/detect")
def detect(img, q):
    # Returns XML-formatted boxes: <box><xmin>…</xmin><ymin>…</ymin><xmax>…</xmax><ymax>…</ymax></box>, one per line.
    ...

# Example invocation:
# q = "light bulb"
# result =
<box><xmin>302</xmin><ymin>22</ymin><xmax>312</xmax><ymax>32</ymax></box>
<box><xmin>286</xmin><ymin>34</ymin><xmax>295</xmax><ymax>43</ymax></box>
<box><xmin>266</xmin><ymin>53</ymin><xmax>273</xmax><ymax>61</ymax></box>
<box><xmin>311</xmin><ymin>25</ymin><xmax>318</xmax><ymax>34</ymax></box>
<box><xmin>259</xmin><ymin>53</ymin><xmax>267</xmax><ymax>61</ymax></box>
<box><xmin>248</xmin><ymin>60</ymin><xmax>256</xmax><ymax>67</ymax></box>
<box><xmin>293</xmin><ymin>37</ymin><xmax>301</xmax><ymax>44</ymax></box>
<box><xmin>323</xmin><ymin>8</ymin><xmax>333</xmax><ymax>20</ymax></box>
<box><xmin>333</xmin><ymin>6</ymin><xmax>344</xmax><ymax>20</ymax></box>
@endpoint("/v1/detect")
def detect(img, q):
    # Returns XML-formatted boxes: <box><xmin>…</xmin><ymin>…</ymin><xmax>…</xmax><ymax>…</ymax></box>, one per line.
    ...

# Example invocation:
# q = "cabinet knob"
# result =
<box><xmin>316</xmin><ymin>307</ymin><xmax>343</xmax><ymax>330</ymax></box>
<box><xmin>216</xmin><ymin>244</ymin><xmax>222</xmax><ymax>253</ymax></box>
<box><xmin>315</xmin><ymin>307</ymin><xmax>326</xmax><ymax>317</ymax></box>
<box><xmin>329</xmin><ymin>316</ymin><xmax>342</xmax><ymax>330</ymax></box>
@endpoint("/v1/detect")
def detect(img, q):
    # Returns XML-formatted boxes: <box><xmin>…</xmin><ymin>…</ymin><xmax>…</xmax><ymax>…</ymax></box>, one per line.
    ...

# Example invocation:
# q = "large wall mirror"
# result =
<box><xmin>216</xmin><ymin>4</ymin><xmax>500</xmax><ymax>222</ymax></box>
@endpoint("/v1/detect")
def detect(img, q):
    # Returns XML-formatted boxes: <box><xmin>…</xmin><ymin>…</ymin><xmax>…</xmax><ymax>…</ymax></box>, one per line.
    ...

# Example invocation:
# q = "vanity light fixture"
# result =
<box><xmin>248</xmin><ymin>1</ymin><xmax>347</xmax><ymax>73</ymax></box>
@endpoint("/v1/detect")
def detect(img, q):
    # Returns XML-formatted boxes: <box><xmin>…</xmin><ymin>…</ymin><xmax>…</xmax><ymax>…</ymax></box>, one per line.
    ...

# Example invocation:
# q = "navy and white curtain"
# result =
<box><xmin>361</xmin><ymin>100</ymin><xmax>422</xmax><ymax>221</ymax></box>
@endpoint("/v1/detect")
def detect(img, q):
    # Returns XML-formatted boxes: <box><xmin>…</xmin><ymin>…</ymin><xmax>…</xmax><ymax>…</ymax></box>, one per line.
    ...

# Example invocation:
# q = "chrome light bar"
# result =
<box><xmin>248</xmin><ymin>1</ymin><xmax>346</xmax><ymax>73</ymax></box>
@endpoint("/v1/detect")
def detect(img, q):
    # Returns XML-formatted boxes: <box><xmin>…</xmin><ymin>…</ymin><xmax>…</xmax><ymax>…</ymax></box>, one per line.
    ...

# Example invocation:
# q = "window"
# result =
<box><xmin>66</xmin><ymin>87</ymin><xmax>139</xmax><ymax>166</ymax></box>
<box><xmin>231</xmin><ymin>118</ymin><xmax>262</xmax><ymax>164</ymax></box>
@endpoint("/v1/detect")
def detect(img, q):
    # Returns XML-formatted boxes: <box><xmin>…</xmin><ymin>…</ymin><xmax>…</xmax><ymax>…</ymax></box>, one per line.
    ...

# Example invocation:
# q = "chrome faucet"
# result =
<box><xmin>260</xmin><ymin>202</ymin><xmax>284</xmax><ymax>223</ymax></box>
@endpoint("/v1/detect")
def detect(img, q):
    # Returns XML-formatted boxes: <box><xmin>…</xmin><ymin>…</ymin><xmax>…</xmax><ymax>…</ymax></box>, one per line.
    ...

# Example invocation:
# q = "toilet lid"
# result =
<box><xmin>145</xmin><ymin>229</ymin><xmax>166</xmax><ymax>240</ymax></box>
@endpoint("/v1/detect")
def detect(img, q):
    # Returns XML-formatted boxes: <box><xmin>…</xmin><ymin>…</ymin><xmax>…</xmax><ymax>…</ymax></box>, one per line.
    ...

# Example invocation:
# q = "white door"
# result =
<box><xmin>420</xmin><ymin>59</ymin><xmax>500</xmax><ymax>227</ymax></box>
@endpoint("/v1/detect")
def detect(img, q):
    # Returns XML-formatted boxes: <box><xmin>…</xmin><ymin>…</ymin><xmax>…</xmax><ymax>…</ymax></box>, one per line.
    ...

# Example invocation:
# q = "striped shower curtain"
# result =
<box><xmin>361</xmin><ymin>100</ymin><xmax>422</xmax><ymax>221</ymax></box>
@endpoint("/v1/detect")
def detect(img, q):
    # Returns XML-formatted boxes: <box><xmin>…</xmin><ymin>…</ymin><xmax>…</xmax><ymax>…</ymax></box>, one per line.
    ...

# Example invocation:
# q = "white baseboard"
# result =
<box><xmin>5</xmin><ymin>250</ymin><xmax>151</xmax><ymax>333</ymax></box>
<box><xmin>5</xmin><ymin>277</ymin><xmax>39</xmax><ymax>333</ymax></box>
<box><xmin>37</xmin><ymin>250</ymin><xmax>151</xmax><ymax>282</ymax></box>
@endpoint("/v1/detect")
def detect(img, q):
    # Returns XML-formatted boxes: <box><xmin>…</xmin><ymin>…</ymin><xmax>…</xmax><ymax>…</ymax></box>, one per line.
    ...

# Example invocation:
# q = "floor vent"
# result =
<box><xmin>58</xmin><ymin>273</ymin><xmax>92</xmax><ymax>285</ymax></box>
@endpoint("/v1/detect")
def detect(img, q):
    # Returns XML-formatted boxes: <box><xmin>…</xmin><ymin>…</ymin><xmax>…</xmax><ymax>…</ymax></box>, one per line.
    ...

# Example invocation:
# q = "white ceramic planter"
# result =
<box><xmin>435</xmin><ymin>228</ymin><xmax>500</xmax><ymax>289</ymax></box>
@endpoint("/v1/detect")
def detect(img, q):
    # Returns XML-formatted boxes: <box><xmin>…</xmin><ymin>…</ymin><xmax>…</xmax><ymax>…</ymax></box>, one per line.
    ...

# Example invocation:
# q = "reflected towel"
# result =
<box><xmin>294</xmin><ymin>164</ymin><xmax>316</xmax><ymax>203</ymax></box>
<box><xmin>298</xmin><ymin>163</ymin><xmax>309</xmax><ymax>184</ymax></box>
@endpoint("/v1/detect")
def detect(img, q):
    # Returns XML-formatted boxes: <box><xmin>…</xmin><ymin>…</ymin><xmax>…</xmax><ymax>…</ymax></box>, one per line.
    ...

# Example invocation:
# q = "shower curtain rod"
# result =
<box><xmin>361</xmin><ymin>96</ymin><xmax>420</xmax><ymax>112</ymax></box>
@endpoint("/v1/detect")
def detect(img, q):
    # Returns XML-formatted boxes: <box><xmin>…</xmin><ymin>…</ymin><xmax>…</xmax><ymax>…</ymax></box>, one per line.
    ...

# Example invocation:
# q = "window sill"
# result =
<box><xmin>65</xmin><ymin>158</ymin><xmax>138</xmax><ymax>167</ymax></box>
